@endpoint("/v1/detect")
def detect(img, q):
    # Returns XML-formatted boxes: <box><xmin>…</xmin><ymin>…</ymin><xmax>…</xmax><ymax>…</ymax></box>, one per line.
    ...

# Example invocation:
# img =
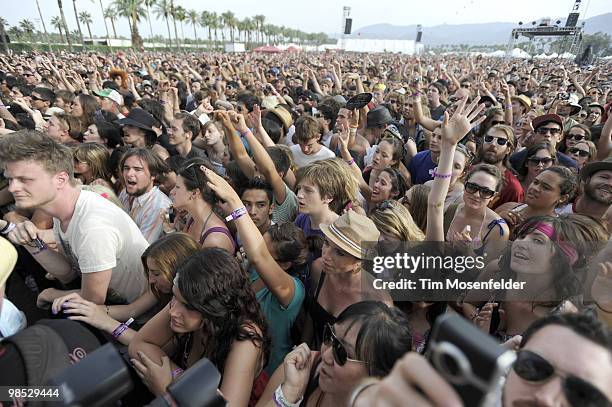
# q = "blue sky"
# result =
<box><xmin>4</xmin><ymin>0</ymin><xmax>610</xmax><ymax>38</ymax></box>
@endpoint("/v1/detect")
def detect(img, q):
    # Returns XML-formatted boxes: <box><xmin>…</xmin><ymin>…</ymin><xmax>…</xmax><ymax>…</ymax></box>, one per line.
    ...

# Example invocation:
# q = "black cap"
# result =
<box><xmin>116</xmin><ymin>108</ymin><xmax>155</xmax><ymax>131</ymax></box>
<box><xmin>366</xmin><ymin>106</ymin><xmax>393</xmax><ymax>128</ymax></box>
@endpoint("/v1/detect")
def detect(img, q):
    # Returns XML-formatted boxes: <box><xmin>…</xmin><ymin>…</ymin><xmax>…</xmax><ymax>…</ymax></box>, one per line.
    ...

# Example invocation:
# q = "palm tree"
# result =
<box><xmin>96</xmin><ymin>0</ymin><xmax>111</xmax><ymax>46</ymax></box>
<box><xmin>0</xmin><ymin>17</ymin><xmax>9</xmax><ymax>53</ymax></box>
<box><xmin>79</xmin><ymin>11</ymin><xmax>93</xmax><ymax>39</ymax></box>
<box><xmin>169</xmin><ymin>0</ymin><xmax>179</xmax><ymax>48</ymax></box>
<box><xmin>19</xmin><ymin>19</ymin><xmax>36</xmax><ymax>43</ymax></box>
<box><xmin>153</xmin><ymin>0</ymin><xmax>172</xmax><ymax>47</ymax></box>
<box><xmin>186</xmin><ymin>9</ymin><xmax>199</xmax><ymax>44</ymax></box>
<box><xmin>174</xmin><ymin>5</ymin><xmax>186</xmax><ymax>45</ymax></box>
<box><xmin>104</xmin><ymin>6</ymin><xmax>118</xmax><ymax>37</ymax></box>
<box><xmin>112</xmin><ymin>0</ymin><xmax>145</xmax><ymax>48</ymax></box>
<box><xmin>51</xmin><ymin>16</ymin><xmax>65</xmax><ymax>43</ymax></box>
<box><xmin>253</xmin><ymin>14</ymin><xmax>265</xmax><ymax>45</ymax></box>
<box><xmin>35</xmin><ymin>0</ymin><xmax>51</xmax><ymax>50</ymax></box>
<box><xmin>143</xmin><ymin>0</ymin><xmax>155</xmax><ymax>39</ymax></box>
<box><xmin>72</xmin><ymin>0</ymin><xmax>84</xmax><ymax>43</ymax></box>
<box><xmin>57</xmin><ymin>0</ymin><xmax>73</xmax><ymax>50</ymax></box>
<box><xmin>200</xmin><ymin>10</ymin><xmax>213</xmax><ymax>50</ymax></box>
<box><xmin>209</xmin><ymin>11</ymin><xmax>219</xmax><ymax>49</ymax></box>
<box><xmin>8</xmin><ymin>26</ymin><xmax>22</xmax><ymax>42</ymax></box>
<box><xmin>221</xmin><ymin>11</ymin><xmax>236</xmax><ymax>43</ymax></box>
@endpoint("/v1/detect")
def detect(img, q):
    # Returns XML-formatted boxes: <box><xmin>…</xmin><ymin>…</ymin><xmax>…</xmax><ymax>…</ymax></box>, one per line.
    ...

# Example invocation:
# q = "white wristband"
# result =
<box><xmin>274</xmin><ymin>384</ymin><xmax>303</xmax><ymax>407</ymax></box>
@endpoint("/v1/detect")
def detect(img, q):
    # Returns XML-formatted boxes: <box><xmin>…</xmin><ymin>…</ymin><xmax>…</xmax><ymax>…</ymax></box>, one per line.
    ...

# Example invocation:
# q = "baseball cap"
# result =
<box><xmin>93</xmin><ymin>89</ymin><xmax>123</xmax><ymax>106</ymax></box>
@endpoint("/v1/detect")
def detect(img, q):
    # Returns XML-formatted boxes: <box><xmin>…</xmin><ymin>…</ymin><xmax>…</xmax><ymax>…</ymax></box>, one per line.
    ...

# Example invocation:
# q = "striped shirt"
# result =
<box><xmin>119</xmin><ymin>186</ymin><xmax>172</xmax><ymax>243</ymax></box>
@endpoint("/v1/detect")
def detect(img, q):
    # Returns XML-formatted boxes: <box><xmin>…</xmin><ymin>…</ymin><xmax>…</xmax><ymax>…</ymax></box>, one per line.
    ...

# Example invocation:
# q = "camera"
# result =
<box><xmin>426</xmin><ymin>314</ymin><xmax>515</xmax><ymax>407</ymax></box>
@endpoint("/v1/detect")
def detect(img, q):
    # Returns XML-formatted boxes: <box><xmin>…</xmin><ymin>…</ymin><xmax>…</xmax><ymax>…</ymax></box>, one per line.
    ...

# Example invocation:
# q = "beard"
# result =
<box><xmin>481</xmin><ymin>150</ymin><xmax>504</xmax><ymax>165</ymax></box>
<box><xmin>584</xmin><ymin>182</ymin><xmax>612</xmax><ymax>205</ymax></box>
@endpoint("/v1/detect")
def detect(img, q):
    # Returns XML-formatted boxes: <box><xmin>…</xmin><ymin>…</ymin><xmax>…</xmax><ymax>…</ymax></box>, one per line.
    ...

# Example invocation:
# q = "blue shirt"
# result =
<box><xmin>250</xmin><ymin>269</ymin><xmax>305</xmax><ymax>374</ymax></box>
<box><xmin>407</xmin><ymin>150</ymin><xmax>437</xmax><ymax>185</ymax></box>
<box><xmin>509</xmin><ymin>149</ymin><xmax>578</xmax><ymax>173</ymax></box>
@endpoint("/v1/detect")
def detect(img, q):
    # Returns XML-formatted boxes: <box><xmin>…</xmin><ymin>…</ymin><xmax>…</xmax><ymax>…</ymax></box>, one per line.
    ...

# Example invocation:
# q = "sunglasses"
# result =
<box><xmin>323</xmin><ymin>324</ymin><xmax>367</xmax><ymax>366</ymax></box>
<box><xmin>389</xmin><ymin>99</ymin><xmax>399</xmax><ymax>104</ymax></box>
<box><xmin>490</xmin><ymin>120</ymin><xmax>506</xmax><ymax>126</ymax></box>
<box><xmin>30</xmin><ymin>94</ymin><xmax>45</xmax><ymax>102</ymax></box>
<box><xmin>567</xmin><ymin>147</ymin><xmax>590</xmax><ymax>157</ymax></box>
<box><xmin>461</xmin><ymin>84</ymin><xmax>470</xmax><ymax>88</ymax></box>
<box><xmin>513</xmin><ymin>350</ymin><xmax>611</xmax><ymax>407</ymax></box>
<box><xmin>566</xmin><ymin>133</ymin><xmax>586</xmax><ymax>141</ymax></box>
<box><xmin>528</xmin><ymin>157</ymin><xmax>554</xmax><ymax>166</ymax></box>
<box><xmin>484</xmin><ymin>135</ymin><xmax>509</xmax><ymax>146</ymax></box>
<box><xmin>464</xmin><ymin>182</ymin><xmax>495</xmax><ymax>199</ymax></box>
<box><xmin>520</xmin><ymin>77</ymin><xmax>529</xmax><ymax>81</ymax></box>
<box><xmin>536</xmin><ymin>127</ymin><xmax>562</xmax><ymax>135</ymax></box>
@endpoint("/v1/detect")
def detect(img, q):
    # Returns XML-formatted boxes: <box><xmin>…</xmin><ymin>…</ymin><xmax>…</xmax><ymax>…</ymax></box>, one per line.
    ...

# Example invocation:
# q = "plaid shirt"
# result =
<box><xmin>119</xmin><ymin>186</ymin><xmax>172</xmax><ymax>243</ymax></box>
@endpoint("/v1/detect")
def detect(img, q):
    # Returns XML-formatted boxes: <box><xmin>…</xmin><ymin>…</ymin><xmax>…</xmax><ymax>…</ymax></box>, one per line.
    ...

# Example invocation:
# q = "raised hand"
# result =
<box><xmin>440</xmin><ymin>96</ymin><xmax>485</xmax><ymax>147</ymax></box>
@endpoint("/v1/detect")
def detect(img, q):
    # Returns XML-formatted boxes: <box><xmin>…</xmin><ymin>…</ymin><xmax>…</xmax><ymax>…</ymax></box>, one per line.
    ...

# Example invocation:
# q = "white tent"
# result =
<box><xmin>511</xmin><ymin>48</ymin><xmax>531</xmax><ymax>58</ymax></box>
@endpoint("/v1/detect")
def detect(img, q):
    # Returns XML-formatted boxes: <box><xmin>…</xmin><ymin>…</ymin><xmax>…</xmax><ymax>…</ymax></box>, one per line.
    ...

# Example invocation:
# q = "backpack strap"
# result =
<box><xmin>3</xmin><ymin>325</ymin><xmax>71</xmax><ymax>385</ymax></box>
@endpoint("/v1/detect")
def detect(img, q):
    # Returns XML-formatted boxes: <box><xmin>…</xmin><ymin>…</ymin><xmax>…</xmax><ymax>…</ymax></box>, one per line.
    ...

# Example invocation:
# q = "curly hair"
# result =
<box><xmin>175</xmin><ymin>248</ymin><xmax>270</xmax><ymax>374</ymax></box>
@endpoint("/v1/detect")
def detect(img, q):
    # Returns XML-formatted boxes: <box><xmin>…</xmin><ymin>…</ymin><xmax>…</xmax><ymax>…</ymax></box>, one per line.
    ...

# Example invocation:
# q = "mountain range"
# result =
<box><xmin>337</xmin><ymin>13</ymin><xmax>612</xmax><ymax>46</ymax></box>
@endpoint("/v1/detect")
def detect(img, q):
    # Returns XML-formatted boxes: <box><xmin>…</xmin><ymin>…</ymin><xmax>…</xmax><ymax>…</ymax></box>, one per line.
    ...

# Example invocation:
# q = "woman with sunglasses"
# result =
<box><xmin>567</xmin><ymin>140</ymin><xmax>597</xmax><ymax>171</ymax></box>
<box><xmin>496</xmin><ymin>166</ymin><xmax>578</xmax><ymax>239</ymax></box>
<box><xmin>256</xmin><ymin>301</ymin><xmax>412</xmax><ymax>407</ymax></box>
<box><xmin>516</xmin><ymin>143</ymin><xmax>557</xmax><ymax>193</ymax></box>
<box><xmin>445</xmin><ymin>164</ymin><xmax>509</xmax><ymax>253</ymax></box>
<box><xmin>558</xmin><ymin>124</ymin><xmax>591</xmax><ymax>154</ymax></box>
<box><xmin>129</xmin><ymin>248</ymin><xmax>270</xmax><ymax>405</ymax></box>
<box><xmin>165</xmin><ymin>157</ymin><xmax>236</xmax><ymax>253</ymax></box>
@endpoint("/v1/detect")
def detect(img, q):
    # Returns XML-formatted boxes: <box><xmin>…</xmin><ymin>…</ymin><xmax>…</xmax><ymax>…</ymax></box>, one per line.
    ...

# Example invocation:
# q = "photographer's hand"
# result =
<box><xmin>353</xmin><ymin>353</ymin><xmax>462</xmax><ymax>407</ymax></box>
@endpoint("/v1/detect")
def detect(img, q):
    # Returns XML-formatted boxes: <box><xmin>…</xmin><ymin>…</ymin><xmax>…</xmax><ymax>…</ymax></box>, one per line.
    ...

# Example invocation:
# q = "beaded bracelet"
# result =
<box><xmin>171</xmin><ymin>367</ymin><xmax>184</xmax><ymax>378</ymax></box>
<box><xmin>433</xmin><ymin>170</ymin><xmax>452</xmax><ymax>179</ymax></box>
<box><xmin>112</xmin><ymin>317</ymin><xmax>134</xmax><ymax>339</ymax></box>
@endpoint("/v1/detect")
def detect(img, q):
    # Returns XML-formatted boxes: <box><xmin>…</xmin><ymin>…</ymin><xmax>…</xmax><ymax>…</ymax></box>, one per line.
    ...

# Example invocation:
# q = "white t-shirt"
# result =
<box><xmin>53</xmin><ymin>190</ymin><xmax>149</xmax><ymax>303</ymax></box>
<box><xmin>290</xmin><ymin>144</ymin><xmax>336</xmax><ymax>168</ymax></box>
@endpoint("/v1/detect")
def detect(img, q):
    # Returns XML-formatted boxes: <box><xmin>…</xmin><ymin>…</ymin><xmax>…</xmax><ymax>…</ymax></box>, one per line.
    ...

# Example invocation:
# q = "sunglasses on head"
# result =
<box><xmin>484</xmin><ymin>135</ymin><xmax>508</xmax><ymax>146</ymax></box>
<box><xmin>567</xmin><ymin>147</ymin><xmax>590</xmax><ymax>157</ymax></box>
<box><xmin>536</xmin><ymin>127</ymin><xmax>562</xmax><ymax>135</ymax></box>
<box><xmin>528</xmin><ymin>157</ymin><xmax>554</xmax><ymax>166</ymax></box>
<box><xmin>513</xmin><ymin>350</ymin><xmax>611</xmax><ymax>407</ymax></box>
<box><xmin>464</xmin><ymin>182</ymin><xmax>495</xmax><ymax>199</ymax></box>
<box><xmin>566</xmin><ymin>133</ymin><xmax>585</xmax><ymax>141</ymax></box>
<box><xmin>323</xmin><ymin>324</ymin><xmax>367</xmax><ymax>366</ymax></box>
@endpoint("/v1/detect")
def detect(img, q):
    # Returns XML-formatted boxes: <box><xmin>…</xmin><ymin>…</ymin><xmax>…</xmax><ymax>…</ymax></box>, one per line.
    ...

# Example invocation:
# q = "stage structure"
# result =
<box><xmin>506</xmin><ymin>0</ymin><xmax>585</xmax><ymax>58</ymax></box>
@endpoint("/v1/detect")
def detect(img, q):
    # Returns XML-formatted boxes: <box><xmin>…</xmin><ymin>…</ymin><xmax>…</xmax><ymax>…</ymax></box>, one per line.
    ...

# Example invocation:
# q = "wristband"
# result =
<box><xmin>274</xmin><ymin>385</ymin><xmax>302</xmax><ymax>407</ymax></box>
<box><xmin>239</xmin><ymin>129</ymin><xmax>251</xmax><ymax>137</ymax></box>
<box><xmin>225</xmin><ymin>206</ymin><xmax>247</xmax><ymax>222</ymax></box>
<box><xmin>112</xmin><ymin>317</ymin><xmax>134</xmax><ymax>339</ymax></box>
<box><xmin>433</xmin><ymin>170</ymin><xmax>452</xmax><ymax>179</ymax></box>
<box><xmin>346</xmin><ymin>158</ymin><xmax>355</xmax><ymax>166</ymax></box>
<box><xmin>31</xmin><ymin>240</ymin><xmax>48</xmax><ymax>255</ymax></box>
<box><xmin>0</xmin><ymin>222</ymin><xmax>15</xmax><ymax>235</ymax></box>
<box><xmin>171</xmin><ymin>367</ymin><xmax>184</xmax><ymax>378</ymax></box>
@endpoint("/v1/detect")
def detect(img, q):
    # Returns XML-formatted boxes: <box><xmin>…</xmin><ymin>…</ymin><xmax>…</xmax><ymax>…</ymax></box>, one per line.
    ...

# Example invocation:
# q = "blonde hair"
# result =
<box><xmin>73</xmin><ymin>142</ymin><xmax>112</xmax><ymax>184</ymax></box>
<box><xmin>296</xmin><ymin>158</ymin><xmax>359</xmax><ymax>214</ymax></box>
<box><xmin>371</xmin><ymin>200</ymin><xmax>425</xmax><ymax>241</ymax></box>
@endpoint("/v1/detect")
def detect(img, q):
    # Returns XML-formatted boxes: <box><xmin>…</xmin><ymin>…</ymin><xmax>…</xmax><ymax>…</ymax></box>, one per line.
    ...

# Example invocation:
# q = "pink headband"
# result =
<box><xmin>533</xmin><ymin>222</ymin><xmax>579</xmax><ymax>266</ymax></box>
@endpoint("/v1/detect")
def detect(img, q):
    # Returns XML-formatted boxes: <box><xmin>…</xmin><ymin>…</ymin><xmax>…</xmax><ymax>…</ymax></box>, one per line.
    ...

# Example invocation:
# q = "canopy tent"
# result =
<box><xmin>252</xmin><ymin>45</ymin><xmax>281</xmax><ymax>53</ymax></box>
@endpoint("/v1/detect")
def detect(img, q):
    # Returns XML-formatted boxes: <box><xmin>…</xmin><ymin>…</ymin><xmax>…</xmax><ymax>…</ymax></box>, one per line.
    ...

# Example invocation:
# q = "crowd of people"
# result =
<box><xmin>0</xmin><ymin>48</ymin><xmax>610</xmax><ymax>406</ymax></box>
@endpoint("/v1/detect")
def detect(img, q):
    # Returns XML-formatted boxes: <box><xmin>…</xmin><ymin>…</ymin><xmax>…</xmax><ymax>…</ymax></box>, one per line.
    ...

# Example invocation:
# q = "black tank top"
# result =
<box><xmin>307</xmin><ymin>272</ymin><xmax>336</xmax><ymax>350</ymax></box>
